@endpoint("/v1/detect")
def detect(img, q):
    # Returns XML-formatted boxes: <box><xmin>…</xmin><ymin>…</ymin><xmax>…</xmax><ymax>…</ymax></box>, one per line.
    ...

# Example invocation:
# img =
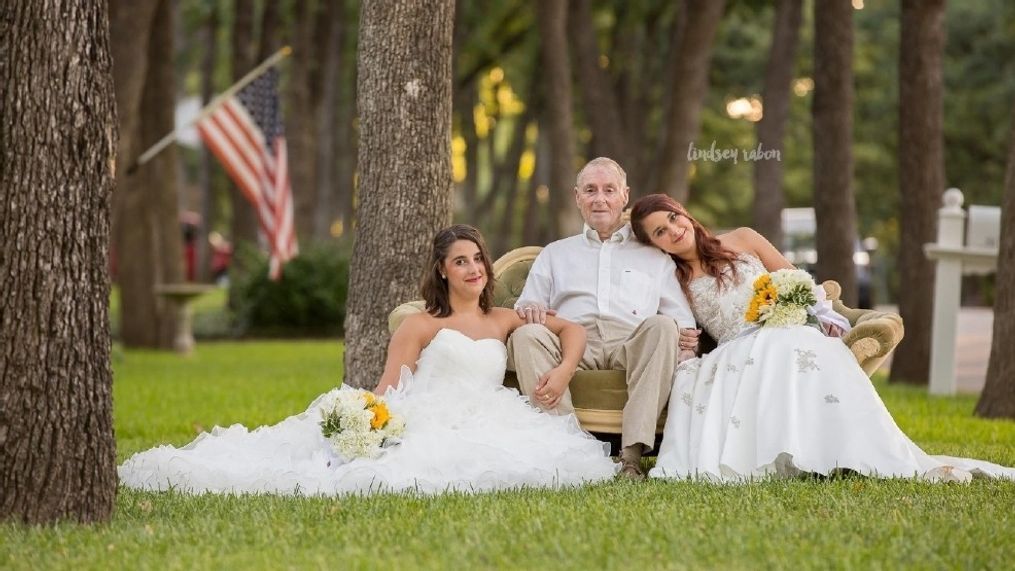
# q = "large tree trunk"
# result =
<box><xmin>890</xmin><ymin>0</ymin><xmax>946</xmax><ymax>385</ymax></box>
<box><xmin>652</xmin><ymin>0</ymin><xmax>726</xmax><ymax>202</ymax></box>
<box><xmin>536</xmin><ymin>0</ymin><xmax>579</xmax><ymax>237</ymax></box>
<box><xmin>116</xmin><ymin>0</ymin><xmax>183</xmax><ymax>348</ymax></box>
<box><xmin>811</xmin><ymin>0</ymin><xmax>859</xmax><ymax>306</ymax></box>
<box><xmin>975</xmin><ymin>101</ymin><xmax>1015</xmax><ymax>418</ymax></box>
<box><xmin>344</xmin><ymin>0</ymin><xmax>455</xmax><ymax>389</ymax></box>
<box><xmin>752</xmin><ymin>0</ymin><xmax>803</xmax><ymax>245</ymax></box>
<box><xmin>570</xmin><ymin>0</ymin><xmax>632</xmax><ymax>174</ymax></box>
<box><xmin>0</xmin><ymin>0</ymin><xmax>117</xmax><ymax>524</ymax></box>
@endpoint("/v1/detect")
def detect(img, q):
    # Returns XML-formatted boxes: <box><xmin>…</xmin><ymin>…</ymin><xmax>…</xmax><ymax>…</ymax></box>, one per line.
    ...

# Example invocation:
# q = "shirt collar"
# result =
<box><xmin>582</xmin><ymin>222</ymin><xmax>631</xmax><ymax>245</ymax></box>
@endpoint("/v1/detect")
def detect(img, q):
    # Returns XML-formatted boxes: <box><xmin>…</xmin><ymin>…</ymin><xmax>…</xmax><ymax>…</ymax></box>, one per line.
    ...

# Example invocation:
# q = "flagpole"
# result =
<box><xmin>126</xmin><ymin>45</ymin><xmax>293</xmax><ymax>174</ymax></box>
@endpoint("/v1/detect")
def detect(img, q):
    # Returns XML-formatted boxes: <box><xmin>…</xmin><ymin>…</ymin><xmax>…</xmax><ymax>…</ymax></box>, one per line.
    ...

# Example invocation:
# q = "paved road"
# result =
<box><xmin>877</xmin><ymin>305</ymin><xmax>993</xmax><ymax>394</ymax></box>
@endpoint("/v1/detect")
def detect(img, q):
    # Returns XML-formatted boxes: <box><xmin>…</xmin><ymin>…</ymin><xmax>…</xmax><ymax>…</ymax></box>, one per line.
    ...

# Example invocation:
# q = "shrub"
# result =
<box><xmin>232</xmin><ymin>242</ymin><xmax>350</xmax><ymax>337</ymax></box>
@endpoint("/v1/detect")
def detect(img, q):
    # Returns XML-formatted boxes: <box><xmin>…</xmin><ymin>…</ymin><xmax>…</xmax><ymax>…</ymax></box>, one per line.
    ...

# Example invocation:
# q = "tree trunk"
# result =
<box><xmin>313</xmin><ymin>0</ymin><xmax>346</xmax><ymax>240</ymax></box>
<box><xmin>288</xmin><ymin>0</ymin><xmax>319</xmax><ymax>245</ymax></box>
<box><xmin>228</xmin><ymin>0</ymin><xmax>260</xmax><ymax>291</ymax></box>
<box><xmin>976</xmin><ymin>101</ymin><xmax>1015</xmax><ymax>418</ymax></box>
<box><xmin>652</xmin><ymin>0</ymin><xmax>726</xmax><ymax>202</ymax></box>
<box><xmin>811</xmin><ymin>0</ymin><xmax>859</xmax><ymax>306</ymax></box>
<box><xmin>569</xmin><ymin>0</ymin><xmax>632</xmax><ymax>173</ymax></box>
<box><xmin>335</xmin><ymin>27</ymin><xmax>359</xmax><ymax>239</ymax></box>
<box><xmin>752</xmin><ymin>0</ymin><xmax>803</xmax><ymax>245</ymax></box>
<box><xmin>108</xmin><ymin>0</ymin><xmax>160</xmax><ymax>279</ymax></box>
<box><xmin>197</xmin><ymin>4</ymin><xmax>221</xmax><ymax>282</ymax></box>
<box><xmin>536</xmin><ymin>0</ymin><xmax>579</xmax><ymax>237</ymax></box>
<box><xmin>0</xmin><ymin>0</ymin><xmax>117</xmax><ymax>524</ymax></box>
<box><xmin>344</xmin><ymin>0</ymin><xmax>455</xmax><ymax>389</ymax></box>
<box><xmin>889</xmin><ymin>0</ymin><xmax>946</xmax><ymax>385</ymax></box>
<box><xmin>116</xmin><ymin>0</ymin><xmax>183</xmax><ymax>348</ymax></box>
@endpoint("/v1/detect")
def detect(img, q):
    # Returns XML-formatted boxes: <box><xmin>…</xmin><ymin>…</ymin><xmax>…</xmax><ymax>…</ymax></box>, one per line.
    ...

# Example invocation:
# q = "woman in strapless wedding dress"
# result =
<box><xmin>631</xmin><ymin>195</ymin><xmax>1015</xmax><ymax>483</ymax></box>
<box><xmin>119</xmin><ymin>226</ymin><xmax>617</xmax><ymax>495</ymax></box>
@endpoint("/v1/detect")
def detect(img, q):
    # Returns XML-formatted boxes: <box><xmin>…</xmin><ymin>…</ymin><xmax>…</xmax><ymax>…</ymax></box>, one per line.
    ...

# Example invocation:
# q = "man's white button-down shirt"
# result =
<box><xmin>516</xmin><ymin>223</ymin><xmax>696</xmax><ymax>333</ymax></box>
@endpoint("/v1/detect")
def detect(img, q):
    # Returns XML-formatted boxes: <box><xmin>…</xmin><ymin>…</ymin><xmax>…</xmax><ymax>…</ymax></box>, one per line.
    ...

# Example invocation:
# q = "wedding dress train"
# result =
<box><xmin>119</xmin><ymin>328</ymin><xmax>618</xmax><ymax>495</ymax></box>
<box><xmin>650</xmin><ymin>254</ymin><xmax>1015</xmax><ymax>483</ymax></box>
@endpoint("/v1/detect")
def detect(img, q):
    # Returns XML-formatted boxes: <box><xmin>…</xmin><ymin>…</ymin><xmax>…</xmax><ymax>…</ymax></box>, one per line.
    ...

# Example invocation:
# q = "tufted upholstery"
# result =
<box><xmin>388</xmin><ymin>246</ymin><xmax>905</xmax><ymax>435</ymax></box>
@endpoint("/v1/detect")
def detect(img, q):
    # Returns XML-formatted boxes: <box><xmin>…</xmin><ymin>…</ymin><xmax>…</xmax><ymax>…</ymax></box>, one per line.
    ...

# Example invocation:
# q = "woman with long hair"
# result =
<box><xmin>630</xmin><ymin>194</ymin><xmax>1013</xmax><ymax>482</ymax></box>
<box><xmin>120</xmin><ymin>225</ymin><xmax>617</xmax><ymax>496</ymax></box>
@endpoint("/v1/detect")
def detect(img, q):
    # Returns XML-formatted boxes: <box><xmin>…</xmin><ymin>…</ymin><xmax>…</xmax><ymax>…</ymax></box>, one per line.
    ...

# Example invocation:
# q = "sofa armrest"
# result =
<box><xmin>821</xmin><ymin>280</ymin><xmax>904</xmax><ymax>376</ymax></box>
<box><xmin>388</xmin><ymin>301</ymin><xmax>426</xmax><ymax>334</ymax></box>
<box><xmin>839</xmin><ymin>310</ymin><xmax>905</xmax><ymax>376</ymax></box>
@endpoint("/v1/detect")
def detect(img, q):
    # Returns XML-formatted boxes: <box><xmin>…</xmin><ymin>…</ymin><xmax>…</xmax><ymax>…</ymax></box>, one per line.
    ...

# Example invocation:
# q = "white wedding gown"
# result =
<box><xmin>650</xmin><ymin>254</ymin><xmax>1015</xmax><ymax>483</ymax></box>
<box><xmin>119</xmin><ymin>328</ymin><xmax>618</xmax><ymax>495</ymax></box>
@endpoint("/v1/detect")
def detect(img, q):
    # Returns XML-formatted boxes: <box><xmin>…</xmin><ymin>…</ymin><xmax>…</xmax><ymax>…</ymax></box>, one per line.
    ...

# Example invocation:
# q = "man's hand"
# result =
<box><xmin>515</xmin><ymin>304</ymin><xmax>557</xmax><ymax>325</ymax></box>
<box><xmin>679</xmin><ymin>328</ymin><xmax>700</xmax><ymax>354</ymax></box>
<box><xmin>534</xmin><ymin>365</ymin><xmax>572</xmax><ymax>409</ymax></box>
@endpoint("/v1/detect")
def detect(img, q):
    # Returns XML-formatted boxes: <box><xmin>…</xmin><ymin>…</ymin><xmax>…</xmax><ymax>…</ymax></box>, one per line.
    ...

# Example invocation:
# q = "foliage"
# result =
<box><xmin>2</xmin><ymin>342</ymin><xmax>1012</xmax><ymax>568</ymax></box>
<box><xmin>232</xmin><ymin>243</ymin><xmax>350</xmax><ymax>337</ymax></box>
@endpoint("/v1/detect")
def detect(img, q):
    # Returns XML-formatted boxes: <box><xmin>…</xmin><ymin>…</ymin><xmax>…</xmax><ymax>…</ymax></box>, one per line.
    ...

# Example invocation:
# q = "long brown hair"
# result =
<box><xmin>420</xmin><ymin>224</ymin><xmax>496</xmax><ymax>317</ymax></box>
<box><xmin>630</xmin><ymin>194</ymin><xmax>740</xmax><ymax>298</ymax></box>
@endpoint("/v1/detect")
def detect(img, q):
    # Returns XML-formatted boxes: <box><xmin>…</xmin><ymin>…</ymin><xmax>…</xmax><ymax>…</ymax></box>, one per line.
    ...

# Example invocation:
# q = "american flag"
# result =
<box><xmin>197</xmin><ymin>68</ymin><xmax>297</xmax><ymax>279</ymax></box>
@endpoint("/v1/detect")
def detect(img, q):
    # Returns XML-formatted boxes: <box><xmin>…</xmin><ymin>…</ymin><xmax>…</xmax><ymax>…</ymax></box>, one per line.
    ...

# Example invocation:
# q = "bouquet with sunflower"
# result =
<box><xmin>319</xmin><ymin>389</ymin><xmax>405</xmax><ymax>461</ymax></box>
<box><xmin>745</xmin><ymin>268</ymin><xmax>820</xmax><ymax>328</ymax></box>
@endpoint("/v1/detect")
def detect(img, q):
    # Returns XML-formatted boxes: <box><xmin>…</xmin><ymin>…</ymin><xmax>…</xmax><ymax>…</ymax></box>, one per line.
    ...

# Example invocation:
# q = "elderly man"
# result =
<box><xmin>508</xmin><ymin>157</ymin><xmax>698</xmax><ymax>479</ymax></box>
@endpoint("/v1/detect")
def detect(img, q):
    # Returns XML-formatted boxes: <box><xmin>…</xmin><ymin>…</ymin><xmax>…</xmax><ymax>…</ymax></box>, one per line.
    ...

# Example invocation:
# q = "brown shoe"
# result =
<box><xmin>618</xmin><ymin>459</ymin><xmax>645</xmax><ymax>481</ymax></box>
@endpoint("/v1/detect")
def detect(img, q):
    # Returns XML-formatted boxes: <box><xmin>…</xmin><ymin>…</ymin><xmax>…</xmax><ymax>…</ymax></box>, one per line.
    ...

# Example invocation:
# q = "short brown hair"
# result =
<box><xmin>421</xmin><ymin>224</ymin><xmax>496</xmax><ymax>317</ymax></box>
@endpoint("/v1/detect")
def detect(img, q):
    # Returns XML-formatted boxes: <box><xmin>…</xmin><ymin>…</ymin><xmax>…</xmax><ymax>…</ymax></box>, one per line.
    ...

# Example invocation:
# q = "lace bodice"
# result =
<box><xmin>412</xmin><ymin>328</ymin><xmax>508</xmax><ymax>389</ymax></box>
<box><xmin>688</xmin><ymin>254</ymin><xmax>767</xmax><ymax>344</ymax></box>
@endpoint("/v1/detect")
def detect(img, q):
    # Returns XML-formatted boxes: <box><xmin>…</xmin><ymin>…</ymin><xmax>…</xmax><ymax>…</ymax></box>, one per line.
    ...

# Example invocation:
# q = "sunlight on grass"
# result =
<box><xmin>3</xmin><ymin>341</ymin><xmax>1014</xmax><ymax>569</ymax></box>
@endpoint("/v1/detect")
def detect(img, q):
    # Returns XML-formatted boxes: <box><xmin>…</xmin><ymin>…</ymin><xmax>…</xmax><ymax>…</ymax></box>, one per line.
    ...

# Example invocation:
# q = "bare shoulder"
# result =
<box><xmin>394</xmin><ymin>311</ymin><xmax>439</xmax><ymax>344</ymax></box>
<box><xmin>716</xmin><ymin>227</ymin><xmax>759</xmax><ymax>252</ymax></box>
<box><xmin>490</xmin><ymin>306</ymin><xmax>524</xmax><ymax>333</ymax></box>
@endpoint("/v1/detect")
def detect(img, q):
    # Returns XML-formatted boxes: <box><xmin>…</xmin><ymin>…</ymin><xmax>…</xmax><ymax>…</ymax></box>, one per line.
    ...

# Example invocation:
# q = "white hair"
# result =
<box><xmin>575</xmin><ymin>157</ymin><xmax>627</xmax><ymax>189</ymax></box>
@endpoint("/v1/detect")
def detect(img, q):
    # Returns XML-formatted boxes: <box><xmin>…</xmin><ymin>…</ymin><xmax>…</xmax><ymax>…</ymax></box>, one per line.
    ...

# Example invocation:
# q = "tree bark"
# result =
<box><xmin>976</xmin><ymin>100</ymin><xmax>1015</xmax><ymax>418</ymax></box>
<box><xmin>974</xmin><ymin>108</ymin><xmax>1015</xmax><ymax>415</ymax></box>
<box><xmin>752</xmin><ymin>0</ymin><xmax>803</xmax><ymax>245</ymax></box>
<box><xmin>197</xmin><ymin>3</ymin><xmax>221</xmax><ymax>282</ymax></box>
<box><xmin>889</xmin><ymin>0</ymin><xmax>946</xmax><ymax>385</ymax></box>
<box><xmin>536</xmin><ymin>0</ymin><xmax>579</xmax><ymax>237</ymax></box>
<box><xmin>116</xmin><ymin>0</ymin><xmax>183</xmax><ymax>348</ymax></box>
<box><xmin>107</xmin><ymin>0</ymin><xmax>160</xmax><ymax>276</ymax></box>
<box><xmin>652</xmin><ymin>0</ymin><xmax>726</xmax><ymax>202</ymax></box>
<box><xmin>288</xmin><ymin>0</ymin><xmax>319</xmax><ymax>245</ymax></box>
<box><xmin>313</xmin><ymin>0</ymin><xmax>346</xmax><ymax>240</ymax></box>
<box><xmin>344</xmin><ymin>0</ymin><xmax>455</xmax><ymax>389</ymax></box>
<box><xmin>0</xmin><ymin>0</ymin><xmax>117</xmax><ymax>524</ymax></box>
<box><xmin>811</xmin><ymin>0</ymin><xmax>859</xmax><ymax>306</ymax></box>
<box><xmin>569</xmin><ymin>0</ymin><xmax>632</xmax><ymax>173</ymax></box>
<box><xmin>228</xmin><ymin>0</ymin><xmax>260</xmax><ymax>289</ymax></box>
<box><xmin>334</xmin><ymin>11</ymin><xmax>360</xmax><ymax>239</ymax></box>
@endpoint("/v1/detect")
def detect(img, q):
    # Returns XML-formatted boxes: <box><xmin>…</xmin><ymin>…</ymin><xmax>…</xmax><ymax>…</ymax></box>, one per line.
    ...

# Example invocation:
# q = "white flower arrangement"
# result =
<box><xmin>745</xmin><ymin>268</ymin><xmax>820</xmax><ymax>328</ymax></box>
<box><xmin>319</xmin><ymin>388</ymin><xmax>405</xmax><ymax>461</ymax></box>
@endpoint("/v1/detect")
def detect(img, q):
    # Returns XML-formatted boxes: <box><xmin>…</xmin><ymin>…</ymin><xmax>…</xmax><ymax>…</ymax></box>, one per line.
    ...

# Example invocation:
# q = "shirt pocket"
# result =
<box><xmin>619</xmin><ymin>268</ymin><xmax>655</xmax><ymax>316</ymax></box>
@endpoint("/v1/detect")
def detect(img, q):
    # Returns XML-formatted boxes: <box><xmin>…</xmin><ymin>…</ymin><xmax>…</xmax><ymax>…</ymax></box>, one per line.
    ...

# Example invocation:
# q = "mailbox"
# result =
<box><xmin>966</xmin><ymin>205</ymin><xmax>1001</xmax><ymax>250</ymax></box>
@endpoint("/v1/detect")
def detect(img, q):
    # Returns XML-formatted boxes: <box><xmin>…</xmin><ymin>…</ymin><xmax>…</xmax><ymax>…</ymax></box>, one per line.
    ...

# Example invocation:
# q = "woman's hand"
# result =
<box><xmin>535</xmin><ymin>365</ymin><xmax>573</xmax><ymax>409</ymax></box>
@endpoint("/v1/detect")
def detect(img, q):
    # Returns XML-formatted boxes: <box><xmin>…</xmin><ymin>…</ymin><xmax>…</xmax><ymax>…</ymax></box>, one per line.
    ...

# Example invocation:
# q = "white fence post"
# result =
<box><xmin>927</xmin><ymin>188</ymin><xmax>966</xmax><ymax>395</ymax></box>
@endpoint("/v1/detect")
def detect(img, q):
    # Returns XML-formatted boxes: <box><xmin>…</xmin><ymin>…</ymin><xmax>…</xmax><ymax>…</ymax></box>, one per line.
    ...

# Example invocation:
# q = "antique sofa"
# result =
<box><xmin>388</xmin><ymin>246</ymin><xmax>905</xmax><ymax>435</ymax></box>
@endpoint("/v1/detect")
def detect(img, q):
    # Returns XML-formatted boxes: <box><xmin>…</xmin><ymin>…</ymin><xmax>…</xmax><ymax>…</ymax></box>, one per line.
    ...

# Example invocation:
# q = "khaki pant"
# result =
<box><xmin>506</xmin><ymin>315</ymin><xmax>680</xmax><ymax>451</ymax></box>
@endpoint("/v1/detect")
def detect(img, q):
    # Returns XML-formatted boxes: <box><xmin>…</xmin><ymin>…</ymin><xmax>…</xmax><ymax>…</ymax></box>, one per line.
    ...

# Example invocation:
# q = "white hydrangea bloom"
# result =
<box><xmin>769</xmin><ymin>268</ymin><xmax>814</xmax><ymax>295</ymax></box>
<box><xmin>384</xmin><ymin>415</ymin><xmax>406</xmax><ymax>438</ymax></box>
<box><xmin>764</xmin><ymin>304</ymin><xmax>808</xmax><ymax>327</ymax></box>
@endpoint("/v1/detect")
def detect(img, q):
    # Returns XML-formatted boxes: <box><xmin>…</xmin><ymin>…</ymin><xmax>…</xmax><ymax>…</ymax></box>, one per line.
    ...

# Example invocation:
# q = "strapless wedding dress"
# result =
<box><xmin>650</xmin><ymin>254</ymin><xmax>1015</xmax><ymax>482</ymax></box>
<box><xmin>119</xmin><ymin>328</ymin><xmax>617</xmax><ymax>495</ymax></box>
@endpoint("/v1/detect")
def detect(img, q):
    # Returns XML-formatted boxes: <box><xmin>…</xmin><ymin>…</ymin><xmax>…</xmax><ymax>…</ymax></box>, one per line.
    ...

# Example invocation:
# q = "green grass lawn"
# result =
<box><xmin>4</xmin><ymin>340</ymin><xmax>1015</xmax><ymax>570</ymax></box>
